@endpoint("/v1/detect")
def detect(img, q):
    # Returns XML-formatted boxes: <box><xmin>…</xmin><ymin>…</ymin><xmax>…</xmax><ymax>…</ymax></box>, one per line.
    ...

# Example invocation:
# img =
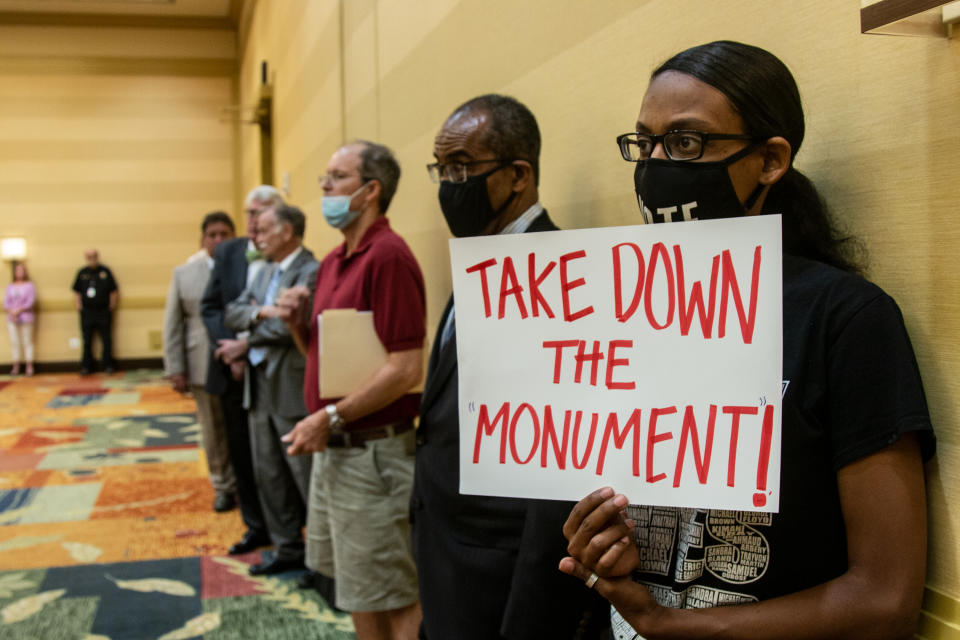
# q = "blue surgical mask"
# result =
<box><xmin>322</xmin><ymin>182</ymin><xmax>370</xmax><ymax>229</ymax></box>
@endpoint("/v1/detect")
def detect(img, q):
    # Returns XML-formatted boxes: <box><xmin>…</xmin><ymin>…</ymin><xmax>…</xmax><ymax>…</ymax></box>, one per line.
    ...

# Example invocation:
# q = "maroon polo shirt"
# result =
<box><xmin>304</xmin><ymin>216</ymin><xmax>426</xmax><ymax>431</ymax></box>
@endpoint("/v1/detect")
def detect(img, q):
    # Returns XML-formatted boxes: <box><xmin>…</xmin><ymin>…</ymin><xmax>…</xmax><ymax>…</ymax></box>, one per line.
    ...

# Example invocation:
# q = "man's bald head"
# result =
<box><xmin>446</xmin><ymin>94</ymin><xmax>541</xmax><ymax>185</ymax></box>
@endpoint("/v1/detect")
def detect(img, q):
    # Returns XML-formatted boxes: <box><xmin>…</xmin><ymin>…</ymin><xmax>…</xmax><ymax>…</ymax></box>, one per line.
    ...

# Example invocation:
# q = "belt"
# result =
<box><xmin>326</xmin><ymin>420</ymin><xmax>414</xmax><ymax>448</ymax></box>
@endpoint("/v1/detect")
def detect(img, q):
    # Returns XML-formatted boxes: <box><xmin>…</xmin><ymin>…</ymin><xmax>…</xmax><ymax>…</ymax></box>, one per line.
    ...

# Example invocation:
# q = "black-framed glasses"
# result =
<box><xmin>616</xmin><ymin>130</ymin><xmax>755</xmax><ymax>162</ymax></box>
<box><xmin>426</xmin><ymin>158</ymin><xmax>507</xmax><ymax>184</ymax></box>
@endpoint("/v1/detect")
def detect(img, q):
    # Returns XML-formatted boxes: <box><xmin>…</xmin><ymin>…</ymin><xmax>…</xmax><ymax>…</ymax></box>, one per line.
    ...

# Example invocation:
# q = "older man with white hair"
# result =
<box><xmin>201</xmin><ymin>185</ymin><xmax>281</xmax><ymax>557</ymax></box>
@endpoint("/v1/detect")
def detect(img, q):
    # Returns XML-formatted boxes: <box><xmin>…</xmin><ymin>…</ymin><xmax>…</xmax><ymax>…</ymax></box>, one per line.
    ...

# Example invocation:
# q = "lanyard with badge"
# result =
<box><xmin>86</xmin><ymin>270</ymin><xmax>98</xmax><ymax>299</ymax></box>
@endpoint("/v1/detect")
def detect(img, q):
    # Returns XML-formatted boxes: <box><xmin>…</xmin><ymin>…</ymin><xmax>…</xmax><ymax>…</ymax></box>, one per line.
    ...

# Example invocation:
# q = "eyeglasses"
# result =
<box><xmin>616</xmin><ymin>130</ymin><xmax>755</xmax><ymax>162</ymax></box>
<box><xmin>426</xmin><ymin>158</ymin><xmax>508</xmax><ymax>184</ymax></box>
<box><xmin>318</xmin><ymin>172</ymin><xmax>365</xmax><ymax>185</ymax></box>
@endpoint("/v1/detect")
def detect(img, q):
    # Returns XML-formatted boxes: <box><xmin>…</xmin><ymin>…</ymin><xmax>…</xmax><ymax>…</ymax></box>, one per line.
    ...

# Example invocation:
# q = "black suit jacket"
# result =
<box><xmin>412</xmin><ymin>211</ymin><xmax>610</xmax><ymax>640</ymax></box>
<box><xmin>201</xmin><ymin>237</ymin><xmax>252</xmax><ymax>395</ymax></box>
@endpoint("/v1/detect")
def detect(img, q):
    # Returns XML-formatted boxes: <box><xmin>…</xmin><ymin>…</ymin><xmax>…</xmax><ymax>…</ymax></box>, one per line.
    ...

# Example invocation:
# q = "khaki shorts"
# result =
<box><xmin>305</xmin><ymin>426</ymin><xmax>418</xmax><ymax>612</ymax></box>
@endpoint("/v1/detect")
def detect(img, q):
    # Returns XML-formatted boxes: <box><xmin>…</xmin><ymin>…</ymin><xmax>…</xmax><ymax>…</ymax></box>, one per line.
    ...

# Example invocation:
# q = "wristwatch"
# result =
<box><xmin>324</xmin><ymin>404</ymin><xmax>345</xmax><ymax>433</ymax></box>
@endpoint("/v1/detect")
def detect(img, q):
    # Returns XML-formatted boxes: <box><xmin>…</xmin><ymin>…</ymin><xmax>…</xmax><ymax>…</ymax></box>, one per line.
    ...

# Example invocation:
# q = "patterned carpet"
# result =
<box><xmin>0</xmin><ymin>370</ymin><xmax>354</xmax><ymax>639</ymax></box>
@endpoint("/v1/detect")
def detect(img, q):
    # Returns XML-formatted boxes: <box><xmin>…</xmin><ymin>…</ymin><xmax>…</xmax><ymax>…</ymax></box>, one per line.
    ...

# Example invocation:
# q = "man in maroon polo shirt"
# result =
<box><xmin>280</xmin><ymin>140</ymin><xmax>425</xmax><ymax>640</ymax></box>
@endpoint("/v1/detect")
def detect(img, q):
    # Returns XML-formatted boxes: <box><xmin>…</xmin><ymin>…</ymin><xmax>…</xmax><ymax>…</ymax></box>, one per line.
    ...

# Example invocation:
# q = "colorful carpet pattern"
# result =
<box><xmin>0</xmin><ymin>371</ymin><xmax>354</xmax><ymax>640</ymax></box>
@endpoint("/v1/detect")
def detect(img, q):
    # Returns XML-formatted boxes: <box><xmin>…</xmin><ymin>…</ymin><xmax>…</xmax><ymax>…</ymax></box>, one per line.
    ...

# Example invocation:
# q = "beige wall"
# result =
<box><xmin>238</xmin><ymin>0</ymin><xmax>959</xmax><ymax>618</ymax></box>
<box><xmin>0</xmin><ymin>0</ymin><xmax>954</xmax><ymax>629</ymax></box>
<box><xmin>0</xmin><ymin>23</ymin><xmax>235</xmax><ymax>364</ymax></box>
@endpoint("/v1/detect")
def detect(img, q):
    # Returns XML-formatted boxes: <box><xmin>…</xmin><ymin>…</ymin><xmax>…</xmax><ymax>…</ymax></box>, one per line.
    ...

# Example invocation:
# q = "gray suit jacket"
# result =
<box><xmin>162</xmin><ymin>254</ymin><xmax>213</xmax><ymax>385</ymax></box>
<box><xmin>225</xmin><ymin>246</ymin><xmax>319</xmax><ymax>417</ymax></box>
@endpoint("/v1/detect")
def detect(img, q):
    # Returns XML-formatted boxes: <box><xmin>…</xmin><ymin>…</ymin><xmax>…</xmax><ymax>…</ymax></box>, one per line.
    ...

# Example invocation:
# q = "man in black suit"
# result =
<box><xmin>413</xmin><ymin>94</ymin><xmax>610</xmax><ymax>639</ymax></box>
<box><xmin>200</xmin><ymin>185</ymin><xmax>280</xmax><ymax>555</ymax></box>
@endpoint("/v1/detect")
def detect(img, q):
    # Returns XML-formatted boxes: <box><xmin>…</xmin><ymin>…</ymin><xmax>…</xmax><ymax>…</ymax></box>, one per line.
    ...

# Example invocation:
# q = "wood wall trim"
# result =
<box><xmin>917</xmin><ymin>586</ymin><xmax>960</xmax><ymax>639</ymax></box>
<box><xmin>39</xmin><ymin>297</ymin><xmax>166</xmax><ymax>313</ymax></box>
<box><xmin>924</xmin><ymin>586</ymin><xmax>960</xmax><ymax>621</ymax></box>
<box><xmin>0</xmin><ymin>358</ymin><xmax>164</xmax><ymax>372</ymax></box>
<box><xmin>0</xmin><ymin>11</ymin><xmax>235</xmax><ymax>31</ymax></box>
<box><xmin>861</xmin><ymin>0</ymin><xmax>949</xmax><ymax>32</ymax></box>
<box><xmin>0</xmin><ymin>55</ymin><xmax>235</xmax><ymax>77</ymax></box>
<box><xmin>228</xmin><ymin>0</ymin><xmax>244</xmax><ymax>29</ymax></box>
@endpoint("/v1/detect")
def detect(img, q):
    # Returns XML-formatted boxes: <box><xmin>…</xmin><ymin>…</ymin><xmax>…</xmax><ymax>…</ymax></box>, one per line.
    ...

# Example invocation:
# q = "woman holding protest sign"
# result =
<box><xmin>558</xmin><ymin>41</ymin><xmax>935</xmax><ymax>639</ymax></box>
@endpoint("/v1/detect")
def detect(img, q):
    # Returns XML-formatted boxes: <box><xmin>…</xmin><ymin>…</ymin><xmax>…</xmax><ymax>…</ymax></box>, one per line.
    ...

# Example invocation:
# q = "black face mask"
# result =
<box><xmin>439</xmin><ymin>164</ymin><xmax>517</xmax><ymax>237</ymax></box>
<box><xmin>633</xmin><ymin>144</ymin><xmax>765</xmax><ymax>224</ymax></box>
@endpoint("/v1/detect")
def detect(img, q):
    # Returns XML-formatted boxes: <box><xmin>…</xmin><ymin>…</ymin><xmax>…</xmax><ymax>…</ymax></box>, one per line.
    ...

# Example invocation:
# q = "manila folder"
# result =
<box><xmin>319</xmin><ymin>309</ymin><xmax>386</xmax><ymax>398</ymax></box>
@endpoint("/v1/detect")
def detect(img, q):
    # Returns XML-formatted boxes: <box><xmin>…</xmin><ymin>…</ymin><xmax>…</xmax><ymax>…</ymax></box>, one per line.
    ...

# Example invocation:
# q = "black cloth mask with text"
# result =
<box><xmin>633</xmin><ymin>144</ymin><xmax>764</xmax><ymax>224</ymax></box>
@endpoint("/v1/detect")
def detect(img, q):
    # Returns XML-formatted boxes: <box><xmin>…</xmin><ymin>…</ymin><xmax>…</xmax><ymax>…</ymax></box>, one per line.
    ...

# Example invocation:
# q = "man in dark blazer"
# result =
<box><xmin>201</xmin><ymin>185</ymin><xmax>281</xmax><ymax>556</ymax></box>
<box><xmin>225</xmin><ymin>204</ymin><xmax>319</xmax><ymax>576</ymax></box>
<box><xmin>412</xmin><ymin>94</ymin><xmax>610</xmax><ymax>639</ymax></box>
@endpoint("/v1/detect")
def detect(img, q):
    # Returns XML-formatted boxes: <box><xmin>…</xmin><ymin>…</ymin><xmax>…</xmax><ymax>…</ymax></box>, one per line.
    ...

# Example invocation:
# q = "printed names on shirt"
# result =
<box><xmin>627</xmin><ymin>507</ymin><xmax>772</xmax><ymax>606</ymax></box>
<box><xmin>705</xmin><ymin>510</ymin><xmax>771</xmax><ymax>583</ymax></box>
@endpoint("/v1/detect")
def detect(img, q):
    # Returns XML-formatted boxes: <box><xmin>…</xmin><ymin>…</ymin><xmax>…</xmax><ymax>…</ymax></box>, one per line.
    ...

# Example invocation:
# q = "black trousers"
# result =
<box><xmin>219</xmin><ymin>376</ymin><xmax>268</xmax><ymax>537</ymax></box>
<box><xmin>79</xmin><ymin>308</ymin><xmax>114</xmax><ymax>371</ymax></box>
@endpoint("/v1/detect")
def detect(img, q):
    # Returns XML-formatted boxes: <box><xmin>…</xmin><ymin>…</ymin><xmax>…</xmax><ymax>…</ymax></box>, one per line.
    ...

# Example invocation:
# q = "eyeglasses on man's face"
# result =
<box><xmin>318</xmin><ymin>171</ymin><xmax>365</xmax><ymax>186</ymax></box>
<box><xmin>425</xmin><ymin>158</ymin><xmax>505</xmax><ymax>184</ymax></box>
<box><xmin>616</xmin><ymin>130</ymin><xmax>755</xmax><ymax>162</ymax></box>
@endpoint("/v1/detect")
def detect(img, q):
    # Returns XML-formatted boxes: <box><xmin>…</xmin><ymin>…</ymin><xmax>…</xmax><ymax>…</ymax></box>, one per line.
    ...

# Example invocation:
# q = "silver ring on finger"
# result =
<box><xmin>585</xmin><ymin>571</ymin><xmax>599</xmax><ymax>589</ymax></box>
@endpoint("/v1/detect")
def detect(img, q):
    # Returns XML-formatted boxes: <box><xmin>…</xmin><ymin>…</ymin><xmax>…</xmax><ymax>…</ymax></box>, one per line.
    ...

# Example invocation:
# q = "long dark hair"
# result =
<box><xmin>653</xmin><ymin>41</ymin><xmax>862</xmax><ymax>273</ymax></box>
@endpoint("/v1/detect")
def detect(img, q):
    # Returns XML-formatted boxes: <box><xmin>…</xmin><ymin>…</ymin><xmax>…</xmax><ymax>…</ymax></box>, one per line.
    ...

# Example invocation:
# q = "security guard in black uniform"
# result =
<box><xmin>71</xmin><ymin>249</ymin><xmax>118</xmax><ymax>374</ymax></box>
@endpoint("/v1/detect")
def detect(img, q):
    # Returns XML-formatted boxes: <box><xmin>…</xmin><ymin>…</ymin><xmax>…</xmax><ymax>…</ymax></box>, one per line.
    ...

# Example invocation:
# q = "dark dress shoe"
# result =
<box><xmin>213</xmin><ymin>493</ymin><xmax>236</xmax><ymax>513</ymax></box>
<box><xmin>248</xmin><ymin>556</ymin><xmax>304</xmax><ymax>576</ymax></box>
<box><xmin>297</xmin><ymin>570</ymin><xmax>319</xmax><ymax>589</ymax></box>
<box><xmin>297</xmin><ymin>570</ymin><xmax>344</xmax><ymax>612</ymax></box>
<box><xmin>228</xmin><ymin>531</ymin><xmax>271</xmax><ymax>555</ymax></box>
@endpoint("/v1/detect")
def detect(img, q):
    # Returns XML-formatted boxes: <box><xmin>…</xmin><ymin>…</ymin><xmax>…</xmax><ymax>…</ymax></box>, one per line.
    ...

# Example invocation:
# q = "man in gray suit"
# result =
<box><xmin>225</xmin><ymin>204</ymin><xmax>319</xmax><ymax>575</ymax></box>
<box><xmin>163</xmin><ymin>211</ymin><xmax>237</xmax><ymax>512</ymax></box>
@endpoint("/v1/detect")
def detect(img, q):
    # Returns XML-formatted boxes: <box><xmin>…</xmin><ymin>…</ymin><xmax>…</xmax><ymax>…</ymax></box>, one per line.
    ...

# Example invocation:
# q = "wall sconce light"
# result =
<box><xmin>0</xmin><ymin>237</ymin><xmax>26</xmax><ymax>261</ymax></box>
<box><xmin>861</xmin><ymin>0</ymin><xmax>960</xmax><ymax>37</ymax></box>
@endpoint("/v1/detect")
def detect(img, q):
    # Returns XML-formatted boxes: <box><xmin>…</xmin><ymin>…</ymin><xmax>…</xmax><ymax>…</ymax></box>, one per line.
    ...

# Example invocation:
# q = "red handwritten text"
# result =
<box><xmin>612</xmin><ymin>242</ymin><xmax>762</xmax><ymax>343</ymax></box>
<box><xmin>464</xmin><ymin>250</ymin><xmax>595</xmax><ymax>323</ymax></box>
<box><xmin>472</xmin><ymin>402</ymin><xmax>770</xmax><ymax>488</ymax></box>
<box><xmin>542</xmin><ymin>339</ymin><xmax>635</xmax><ymax>389</ymax></box>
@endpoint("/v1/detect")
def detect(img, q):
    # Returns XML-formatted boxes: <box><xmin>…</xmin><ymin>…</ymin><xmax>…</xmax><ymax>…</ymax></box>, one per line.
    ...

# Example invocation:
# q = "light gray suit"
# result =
<box><xmin>225</xmin><ymin>246</ymin><xmax>319</xmax><ymax>562</ymax></box>
<box><xmin>163</xmin><ymin>254</ymin><xmax>235</xmax><ymax>496</ymax></box>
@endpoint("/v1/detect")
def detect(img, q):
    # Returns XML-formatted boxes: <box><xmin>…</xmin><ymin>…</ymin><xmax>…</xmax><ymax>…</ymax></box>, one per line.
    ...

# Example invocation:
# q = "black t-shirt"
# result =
<box><xmin>72</xmin><ymin>265</ymin><xmax>117</xmax><ymax>310</ymax></box>
<box><xmin>612</xmin><ymin>255</ymin><xmax>936</xmax><ymax>637</ymax></box>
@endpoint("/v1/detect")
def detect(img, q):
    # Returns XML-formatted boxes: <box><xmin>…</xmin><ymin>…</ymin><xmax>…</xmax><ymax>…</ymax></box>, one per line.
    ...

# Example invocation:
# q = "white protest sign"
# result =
<box><xmin>450</xmin><ymin>215</ymin><xmax>782</xmax><ymax>512</ymax></box>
